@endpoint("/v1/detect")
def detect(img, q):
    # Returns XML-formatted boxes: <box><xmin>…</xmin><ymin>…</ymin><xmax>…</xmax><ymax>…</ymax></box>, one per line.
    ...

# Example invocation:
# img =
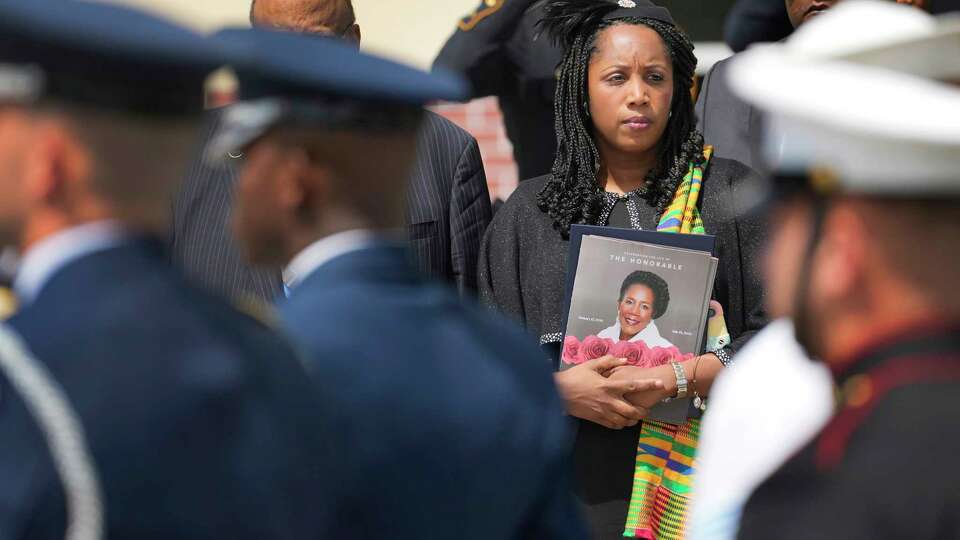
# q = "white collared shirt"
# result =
<box><xmin>13</xmin><ymin>221</ymin><xmax>127</xmax><ymax>304</ymax></box>
<box><xmin>282</xmin><ymin>229</ymin><xmax>375</xmax><ymax>292</ymax></box>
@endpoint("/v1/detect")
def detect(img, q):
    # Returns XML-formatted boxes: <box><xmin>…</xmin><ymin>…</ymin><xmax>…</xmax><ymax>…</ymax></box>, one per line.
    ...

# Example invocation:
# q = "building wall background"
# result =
<box><xmin>100</xmin><ymin>0</ymin><xmax>728</xmax><ymax>202</ymax></box>
<box><xmin>102</xmin><ymin>0</ymin><xmax>477</xmax><ymax>69</ymax></box>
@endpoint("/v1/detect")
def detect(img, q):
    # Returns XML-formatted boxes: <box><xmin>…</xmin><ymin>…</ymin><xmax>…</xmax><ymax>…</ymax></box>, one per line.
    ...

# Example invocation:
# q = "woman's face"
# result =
<box><xmin>618</xmin><ymin>283</ymin><xmax>656</xmax><ymax>338</ymax></box>
<box><xmin>587</xmin><ymin>24</ymin><xmax>674</xmax><ymax>161</ymax></box>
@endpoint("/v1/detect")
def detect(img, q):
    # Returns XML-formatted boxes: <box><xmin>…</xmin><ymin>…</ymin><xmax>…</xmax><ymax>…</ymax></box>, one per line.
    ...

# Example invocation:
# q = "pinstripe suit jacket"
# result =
<box><xmin>171</xmin><ymin>108</ymin><xmax>492</xmax><ymax>302</ymax></box>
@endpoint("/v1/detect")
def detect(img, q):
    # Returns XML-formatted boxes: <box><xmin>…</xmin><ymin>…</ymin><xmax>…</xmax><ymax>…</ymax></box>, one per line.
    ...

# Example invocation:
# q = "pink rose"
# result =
<box><xmin>610</xmin><ymin>340</ymin><xmax>642</xmax><ymax>366</ymax></box>
<box><xmin>647</xmin><ymin>346</ymin><xmax>677</xmax><ymax>367</ymax></box>
<box><xmin>633</xmin><ymin>341</ymin><xmax>652</xmax><ymax>367</ymax></box>
<box><xmin>561</xmin><ymin>336</ymin><xmax>583</xmax><ymax>366</ymax></box>
<box><xmin>581</xmin><ymin>335</ymin><xmax>612</xmax><ymax>361</ymax></box>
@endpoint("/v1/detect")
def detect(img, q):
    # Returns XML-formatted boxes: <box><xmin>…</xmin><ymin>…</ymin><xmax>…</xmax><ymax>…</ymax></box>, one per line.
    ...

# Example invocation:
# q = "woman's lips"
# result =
<box><xmin>622</xmin><ymin>116</ymin><xmax>651</xmax><ymax>130</ymax></box>
<box><xmin>624</xmin><ymin>316</ymin><xmax>641</xmax><ymax>326</ymax></box>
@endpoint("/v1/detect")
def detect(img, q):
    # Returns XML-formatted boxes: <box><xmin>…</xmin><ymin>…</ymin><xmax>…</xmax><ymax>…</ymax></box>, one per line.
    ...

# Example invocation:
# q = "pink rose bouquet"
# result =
<box><xmin>580</xmin><ymin>335</ymin><xmax>614</xmax><ymax>361</ymax></box>
<box><xmin>561</xmin><ymin>335</ymin><xmax>584</xmax><ymax>365</ymax></box>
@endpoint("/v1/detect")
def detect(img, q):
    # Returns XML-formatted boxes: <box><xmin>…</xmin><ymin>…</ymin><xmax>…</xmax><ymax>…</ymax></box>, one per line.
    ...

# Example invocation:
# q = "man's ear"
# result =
<box><xmin>274</xmin><ymin>146</ymin><xmax>311</xmax><ymax>212</ymax></box>
<box><xmin>22</xmin><ymin>119</ymin><xmax>89</xmax><ymax>209</ymax></box>
<box><xmin>344</xmin><ymin>23</ymin><xmax>361</xmax><ymax>47</ymax></box>
<box><xmin>814</xmin><ymin>203</ymin><xmax>868</xmax><ymax>304</ymax></box>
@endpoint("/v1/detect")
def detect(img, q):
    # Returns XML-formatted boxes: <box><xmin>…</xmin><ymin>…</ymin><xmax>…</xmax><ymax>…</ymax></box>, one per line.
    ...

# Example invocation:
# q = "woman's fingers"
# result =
<box><xmin>584</xmin><ymin>355</ymin><xmax>628</xmax><ymax>373</ymax></box>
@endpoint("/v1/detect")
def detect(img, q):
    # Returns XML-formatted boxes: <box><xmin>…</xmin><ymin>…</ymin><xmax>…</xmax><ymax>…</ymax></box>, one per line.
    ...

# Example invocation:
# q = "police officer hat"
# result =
<box><xmin>728</xmin><ymin>1</ymin><xmax>960</xmax><ymax>203</ymax></box>
<box><xmin>0</xmin><ymin>0</ymin><xmax>230</xmax><ymax>115</ymax></box>
<box><xmin>207</xmin><ymin>28</ymin><xmax>468</xmax><ymax>159</ymax></box>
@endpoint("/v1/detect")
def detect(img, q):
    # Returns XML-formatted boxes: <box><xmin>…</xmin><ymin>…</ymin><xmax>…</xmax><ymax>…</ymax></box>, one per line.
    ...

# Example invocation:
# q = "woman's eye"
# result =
<box><xmin>608</xmin><ymin>74</ymin><xmax>626</xmax><ymax>84</ymax></box>
<box><xmin>648</xmin><ymin>73</ymin><xmax>664</xmax><ymax>83</ymax></box>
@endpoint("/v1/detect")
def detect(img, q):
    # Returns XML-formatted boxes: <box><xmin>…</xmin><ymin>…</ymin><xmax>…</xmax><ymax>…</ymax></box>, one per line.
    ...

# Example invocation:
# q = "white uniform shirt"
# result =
<box><xmin>689</xmin><ymin>319</ymin><xmax>835</xmax><ymax>540</ymax></box>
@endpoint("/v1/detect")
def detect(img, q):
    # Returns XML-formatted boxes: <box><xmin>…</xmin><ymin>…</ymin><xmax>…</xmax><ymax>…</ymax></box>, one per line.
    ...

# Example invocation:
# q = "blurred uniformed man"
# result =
<box><xmin>722</xmin><ymin>5</ymin><xmax>960</xmax><ymax>539</ymax></box>
<box><xmin>173</xmin><ymin>0</ymin><xmax>492</xmax><ymax>302</ymax></box>
<box><xmin>0</xmin><ymin>1</ymin><xmax>324</xmax><ymax>538</ymax></box>
<box><xmin>434</xmin><ymin>0</ymin><xmax>562</xmax><ymax>181</ymax></box>
<box><xmin>210</xmin><ymin>27</ymin><xmax>588</xmax><ymax>540</ymax></box>
<box><xmin>689</xmin><ymin>5</ymin><xmax>959</xmax><ymax>539</ymax></box>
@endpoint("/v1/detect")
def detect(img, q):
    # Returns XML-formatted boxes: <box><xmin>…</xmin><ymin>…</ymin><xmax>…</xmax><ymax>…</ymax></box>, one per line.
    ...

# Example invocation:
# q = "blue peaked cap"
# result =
<box><xmin>0</xmin><ymin>0</ymin><xmax>230</xmax><ymax>114</ymax></box>
<box><xmin>206</xmin><ymin>28</ymin><xmax>468</xmax><ymax>158</ymax></box>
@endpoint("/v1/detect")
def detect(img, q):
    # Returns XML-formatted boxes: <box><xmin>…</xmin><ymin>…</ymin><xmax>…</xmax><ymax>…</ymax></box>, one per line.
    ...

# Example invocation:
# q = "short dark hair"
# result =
<box><xmin>619</xmin><ymin>270</ymin><xmax>670</xmax><ymax>319</ymax></box>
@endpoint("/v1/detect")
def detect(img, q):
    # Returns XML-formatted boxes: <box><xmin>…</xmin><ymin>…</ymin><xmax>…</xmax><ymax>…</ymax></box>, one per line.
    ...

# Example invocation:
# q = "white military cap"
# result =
<box><xmin>729</xmin><ymin>0</ymin><xmax>960</xmax><ymax>196</ymax></box>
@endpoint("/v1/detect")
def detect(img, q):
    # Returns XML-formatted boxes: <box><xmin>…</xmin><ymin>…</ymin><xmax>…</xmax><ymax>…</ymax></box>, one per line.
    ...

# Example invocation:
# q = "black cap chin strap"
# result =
<box><xmin>792</xmin><ymin>196</ymin><xmax>830</xmax><ymax>360</ymax></box>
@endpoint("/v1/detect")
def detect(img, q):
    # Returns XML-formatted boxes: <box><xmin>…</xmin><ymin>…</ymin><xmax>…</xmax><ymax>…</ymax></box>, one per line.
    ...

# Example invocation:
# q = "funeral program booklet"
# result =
<box><xmin>561</xmin><ymin>231</ymin><xmax>718</xmax><ymax>425</ymax></box>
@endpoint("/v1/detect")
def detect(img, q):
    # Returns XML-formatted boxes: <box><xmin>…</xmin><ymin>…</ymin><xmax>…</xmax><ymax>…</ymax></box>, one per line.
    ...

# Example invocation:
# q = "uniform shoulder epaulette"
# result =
<box><xmin>231</xmin><ymin>295</ymin><xmax>280</xmax><ymax>330</ymax></box>
<box><xmin>458</xmin><ymin>0</ymin><xmax>505</xmax><ymax>32</ymax></box>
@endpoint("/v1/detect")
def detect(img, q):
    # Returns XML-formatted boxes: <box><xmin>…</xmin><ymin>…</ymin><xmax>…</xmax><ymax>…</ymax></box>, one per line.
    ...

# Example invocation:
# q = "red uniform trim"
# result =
<box><xmin>827</xmin><ymin>319</ymin><xmax>959</xmax><ymax>378</ymax></box>
<box><xmin>816</xmin><ymin>353</ymin><xmax>960</xmax><ymax>471</ymax></box>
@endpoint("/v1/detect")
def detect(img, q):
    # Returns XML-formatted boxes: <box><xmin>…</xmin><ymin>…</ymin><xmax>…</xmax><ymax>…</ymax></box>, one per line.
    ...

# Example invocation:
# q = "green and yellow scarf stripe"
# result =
<box><xmin>624</xmin><ymin>146</ymin><xmax>728</xmax><ymax>539</ymax></box>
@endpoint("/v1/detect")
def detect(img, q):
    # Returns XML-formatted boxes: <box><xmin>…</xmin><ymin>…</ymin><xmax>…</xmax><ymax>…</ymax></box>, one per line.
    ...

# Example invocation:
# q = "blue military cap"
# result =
<box><xmin>0</xmin><ymin>0</ymin><xmax>229</xmax><ymax>115</ymax></box>
<box><xmin>207</xmin><ymin>28</ymin><xmax>468</xmax><ymax>158</ymax></box>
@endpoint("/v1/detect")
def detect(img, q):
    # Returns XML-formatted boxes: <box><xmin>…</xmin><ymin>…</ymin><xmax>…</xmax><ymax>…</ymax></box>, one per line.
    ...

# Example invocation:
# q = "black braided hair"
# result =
<box><xmin>537</xmin><ymin>0</ymin><xmax>704</xmax><ymax>237</ymax></box>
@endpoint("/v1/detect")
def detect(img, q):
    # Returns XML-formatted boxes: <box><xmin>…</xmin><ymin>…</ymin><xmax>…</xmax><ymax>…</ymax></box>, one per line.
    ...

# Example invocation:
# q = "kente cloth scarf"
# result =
<box><xmin>622</xmin><ymin>146</ymin><xmax>730</xmax><ymax>539</ymax></box>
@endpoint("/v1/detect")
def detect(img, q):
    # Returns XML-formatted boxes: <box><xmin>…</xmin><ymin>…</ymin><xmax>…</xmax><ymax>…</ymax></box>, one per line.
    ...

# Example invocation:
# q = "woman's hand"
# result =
<box><xmin>608</xmin><ymin>364</ymin><xmax>675</xmax><ymax>409</ymax></box>
<box><xmin>554</xmin><ymin>355</ymin><xmax>665</xmax><ymax>430</ymax></box>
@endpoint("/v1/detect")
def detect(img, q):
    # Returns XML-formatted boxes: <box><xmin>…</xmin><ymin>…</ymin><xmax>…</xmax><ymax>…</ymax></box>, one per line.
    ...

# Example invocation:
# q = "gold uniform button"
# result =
<box><xmin>843</xmin><ymin>375</ymin><xmax>874</xmax><ymax>409</ymax></box>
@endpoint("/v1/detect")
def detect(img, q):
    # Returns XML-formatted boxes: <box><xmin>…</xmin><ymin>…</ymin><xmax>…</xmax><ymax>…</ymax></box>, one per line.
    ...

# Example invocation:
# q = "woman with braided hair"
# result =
<box><xmin>478</xmin><ymin>0</ymin><xmax>767</xmax><ymax>537</ymax></box>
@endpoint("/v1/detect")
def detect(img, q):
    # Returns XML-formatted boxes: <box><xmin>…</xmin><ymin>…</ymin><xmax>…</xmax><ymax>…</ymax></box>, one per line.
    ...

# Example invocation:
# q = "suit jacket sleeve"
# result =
<box><xmin>449</xmin><ymin>136</ymin><xmax>492</xmax><ymax>295</ymax></box>
<box><xmin>694</xmin><ymin>62</ymin><xmax>715</xmax><ymax>132</ymax></box>
<box><xmin>727</xmin><ymin>162</ymin><xmax>768</xmax><ymax>355</ymax></box>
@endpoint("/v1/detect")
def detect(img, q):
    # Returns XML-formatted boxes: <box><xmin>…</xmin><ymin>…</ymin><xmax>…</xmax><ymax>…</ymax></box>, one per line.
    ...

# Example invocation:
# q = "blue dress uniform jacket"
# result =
<box><xmin>0</xmin><ymin>239</ymin><xmax>324</xmax><ymax>539</ymax></box>
<box><xmin>279</xmin><ymin>244</ymin><xmax>587</xmax><ymax>539</ymax></box>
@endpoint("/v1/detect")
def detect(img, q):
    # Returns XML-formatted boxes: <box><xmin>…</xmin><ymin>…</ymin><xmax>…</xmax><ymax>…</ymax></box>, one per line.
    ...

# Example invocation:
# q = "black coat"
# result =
<box><xmin>171</xmin><ymin>109</ymin><xmax>492</xmax><ymax>300</ymax></box>
<box><xmin>0</xmin><ymin>239</ymin><xmax>324</xmax><ymax>539</ymax></box>
<box><xmin>434</xmin><ymin>0</ymin><xmax>561</xmax><ymax>181</ymax></box>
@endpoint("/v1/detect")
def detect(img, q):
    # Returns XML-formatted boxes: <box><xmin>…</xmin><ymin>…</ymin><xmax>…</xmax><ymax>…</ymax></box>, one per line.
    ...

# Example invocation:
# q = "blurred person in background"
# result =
<box><xmin>0</xmin><ymin>1</ymin><xmax>326</xmax><ymax>538</ymax></box>
<box><xmin>722</xmin><ymin>0</ymin><xmax>793</xmax><ymax>53</ymax></box>
<box><xmin>173</xmin><ymin>0</ymin><xmax>492</xmax><ymax>301</ymax></box>
<box><xmin>725</xmin><ymin>4</ymin><xmax>960</xmax><ymax>538</ymax></box>
<box><xmin>479</xmin><ymin>0</ymin><xmax>767</xmax><ymax>537</ymax></box>
<box><xmin>211</xmin><ymin>26</ymin><xmax>592</xmax><ymax>539</ymax></box>
<box><xmin>697</xmin><ymin>0</ymin><xmax>938</xmax><ymax>171</ymax></box>
<box><xmin>723</xmin><ymin>0</ymin><xmax>945</xmax><ymax>53</ymax></box>
<box><xmin>690</xmin><ymin>5</ymin><xmax>960</xmax><ymax>540</ymax></box>
<box><xmin>434</xmin><ymin>0</ymin><xmax>562</xmax><ymax>182</ymax></box>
